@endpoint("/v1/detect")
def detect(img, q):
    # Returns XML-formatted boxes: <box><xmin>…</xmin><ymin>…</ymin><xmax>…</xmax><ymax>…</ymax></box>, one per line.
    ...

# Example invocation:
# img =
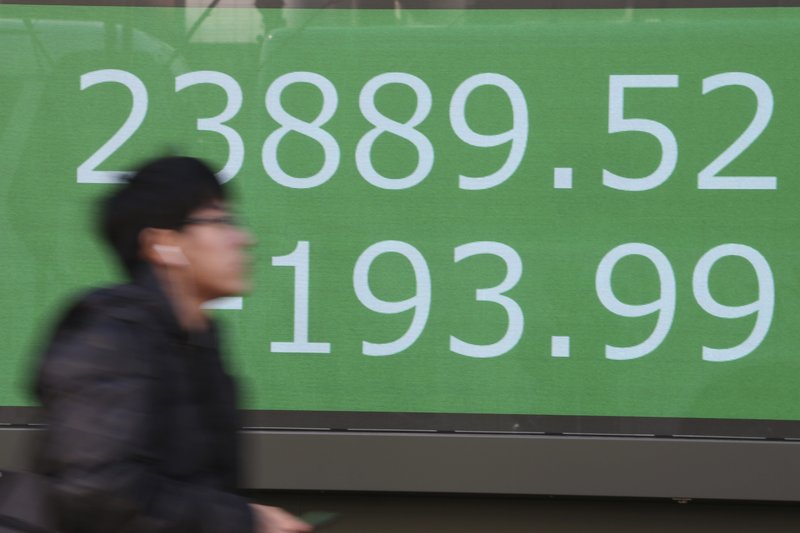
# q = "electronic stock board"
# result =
<box><xmin>1</xmin><ymin>0</ymin><xmax>800</xmax><ymax>499</ymax></box>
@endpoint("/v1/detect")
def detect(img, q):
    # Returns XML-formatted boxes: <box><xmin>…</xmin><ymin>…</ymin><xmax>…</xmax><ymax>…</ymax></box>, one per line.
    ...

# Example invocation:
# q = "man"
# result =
<box><xmin>34</xmin><ymin>157</ymin><xmax>311</xmax><ymax>533</ymax></box>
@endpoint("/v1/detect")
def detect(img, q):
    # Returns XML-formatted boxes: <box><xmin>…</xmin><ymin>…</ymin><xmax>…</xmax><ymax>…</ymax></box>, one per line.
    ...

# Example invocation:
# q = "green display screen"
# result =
<box><xmin>2</xmin><ymin>3</ymin><xmax>799</xmax><ymax>433</ymax></box>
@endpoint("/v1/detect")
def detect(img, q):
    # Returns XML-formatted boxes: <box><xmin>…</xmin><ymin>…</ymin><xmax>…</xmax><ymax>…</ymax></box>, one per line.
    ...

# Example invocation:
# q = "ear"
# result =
<box><xmin>140</xmin><ymin>228</ymin><xmax>189</xmax><ymax>267</ymax></box>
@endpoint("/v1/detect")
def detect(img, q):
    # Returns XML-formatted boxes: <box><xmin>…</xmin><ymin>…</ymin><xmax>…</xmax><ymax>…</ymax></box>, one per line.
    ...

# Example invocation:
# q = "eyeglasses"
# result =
<box><xmin>183</xmin><ymin>214</ymin><xmax>242</xmax><ymax>228</ymax></box>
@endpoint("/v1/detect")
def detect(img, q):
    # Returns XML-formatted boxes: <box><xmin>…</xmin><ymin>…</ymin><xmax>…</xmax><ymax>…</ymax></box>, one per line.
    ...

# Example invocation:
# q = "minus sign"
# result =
<box><xmin>202</xmin><ymin>297</ymin><xmax>243</xmax><ymax>310</ymax></box>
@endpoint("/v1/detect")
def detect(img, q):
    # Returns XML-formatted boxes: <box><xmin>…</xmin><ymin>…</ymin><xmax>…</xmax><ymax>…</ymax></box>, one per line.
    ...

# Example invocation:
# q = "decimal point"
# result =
<box><xmin>553</xmin><ymin>167</ymin><xmax>573</xmax><ymax>189</ymax></box>
<box><xmin>551</xmin><ymin>336</ymin><xmax>570</xmax><ymax>358</ymax></box>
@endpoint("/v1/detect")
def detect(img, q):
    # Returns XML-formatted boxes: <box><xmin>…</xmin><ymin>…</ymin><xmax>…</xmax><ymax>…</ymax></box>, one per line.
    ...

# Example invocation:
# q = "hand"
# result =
<box><xmin>249</xmin><ymin>504</ymin><xmax>313</xmax><ymax>533</ymax></box>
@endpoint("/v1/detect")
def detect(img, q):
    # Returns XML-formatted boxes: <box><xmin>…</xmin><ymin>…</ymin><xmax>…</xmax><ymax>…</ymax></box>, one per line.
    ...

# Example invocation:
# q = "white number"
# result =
<box><xmin>263</xmin><ymin>72</ymin><xmax>339</xmax><ymax>188</ymax></box>
<box><xmin>698</xmin><ymin>73</ymin><xmax>776</xmax><ymax>190</ymax></box>
<box><xmin>603</xmin><ymin>75</ymin><xmax>679</xmax><ymax>191</ymax></box>
<box><xmin>450</xmin><ymin>242</ymin><xmax>523</xmax><ymax>358</ymax></box>
<box><xmin>175</xmin><ymin>71</ymin><xmax>244</xmax><ymax>183</ymax></box>
<box><xmin>450</xmin><ymin>73</ymin><xmax>528</xmax><ymax>190</ymax></box>
<box><xmin>693</xmin><ymin>244</ymin><xmax>774</xmax><ymax>362</ymax></box>
<box><xmin>356</xmin><ymin>73</ymin><xmax>433</xmax><ymax>189</ymax></box>
<box><xmin>270</xmin><ymin>241</ymin><xmax>331</xmax><ymax>354</ymax></box>
<box><xmin>78</xmin><ymin>69</ymin><xmax>147</xmax><ymax>183</ymax></box>
<box><xmin>353</xmin><ymin>241</ymin><xmax>431</xmax><ymax>356</ymax></box>
<box><xmin>596</xmin><ymin>243</ymin><xmax>676</xmax><ymax>360</ymax></box>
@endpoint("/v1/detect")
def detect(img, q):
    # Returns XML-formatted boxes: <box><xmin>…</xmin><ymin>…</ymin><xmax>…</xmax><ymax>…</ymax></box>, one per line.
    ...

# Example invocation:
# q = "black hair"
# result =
<box><xmin>99</xmin><ymin>156</ymin><xmax>226</xmax><ymax>278</ymax></box>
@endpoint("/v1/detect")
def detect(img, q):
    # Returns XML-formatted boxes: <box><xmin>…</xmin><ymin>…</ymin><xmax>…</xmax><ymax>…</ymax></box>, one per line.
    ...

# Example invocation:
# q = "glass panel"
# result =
<box><xmin>1</xmin><ymin>0</ymin><xmax>799</xmax><ymax>439</ymax></box>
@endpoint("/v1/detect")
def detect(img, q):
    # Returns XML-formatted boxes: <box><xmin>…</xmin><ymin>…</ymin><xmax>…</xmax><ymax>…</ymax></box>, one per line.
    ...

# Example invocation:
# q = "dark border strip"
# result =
<box><xmin>3</xmin><ymin>406</ymin><xmax>799</xmax><ymax>440</ymax></box>
<box><xmin>237</xmin><ymin>410</ymin><xmax>800</xmax><ymax>440</ymax></box>
<box><xmin>2</xmin><ymin>0</ymin><xmax>800</xmax><ymax>8</ymax></box>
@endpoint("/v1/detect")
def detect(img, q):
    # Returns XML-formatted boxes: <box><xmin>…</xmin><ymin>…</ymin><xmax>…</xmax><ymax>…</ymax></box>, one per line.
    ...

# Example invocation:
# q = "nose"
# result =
<box><xmin>237</xmin><ymin>226</ymin><xmax>256</xmax><ymax>248</ymax></box>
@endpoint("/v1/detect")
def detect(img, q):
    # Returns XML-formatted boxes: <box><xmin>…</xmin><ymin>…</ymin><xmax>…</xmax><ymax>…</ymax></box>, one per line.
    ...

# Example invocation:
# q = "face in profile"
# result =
<box><xmin>174</xmin><ymin>202</ymin><xmax>253</xmax><ymax>302</ymax></box>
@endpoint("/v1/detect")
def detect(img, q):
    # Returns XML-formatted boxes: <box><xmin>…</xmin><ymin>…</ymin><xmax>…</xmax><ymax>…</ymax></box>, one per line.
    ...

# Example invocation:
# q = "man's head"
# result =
<box><xmin>100</xmin><ymin>156</ymin><xmax>251</xmax><ymax>301</ymax></box>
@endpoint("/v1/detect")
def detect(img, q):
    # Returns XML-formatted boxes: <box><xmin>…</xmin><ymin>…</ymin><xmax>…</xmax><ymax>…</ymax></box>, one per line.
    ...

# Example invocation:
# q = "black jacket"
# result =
<box><xmin>34</xmin><ymin>272</ymin><xmax>253</xmax><ymax>533</ymax></box>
